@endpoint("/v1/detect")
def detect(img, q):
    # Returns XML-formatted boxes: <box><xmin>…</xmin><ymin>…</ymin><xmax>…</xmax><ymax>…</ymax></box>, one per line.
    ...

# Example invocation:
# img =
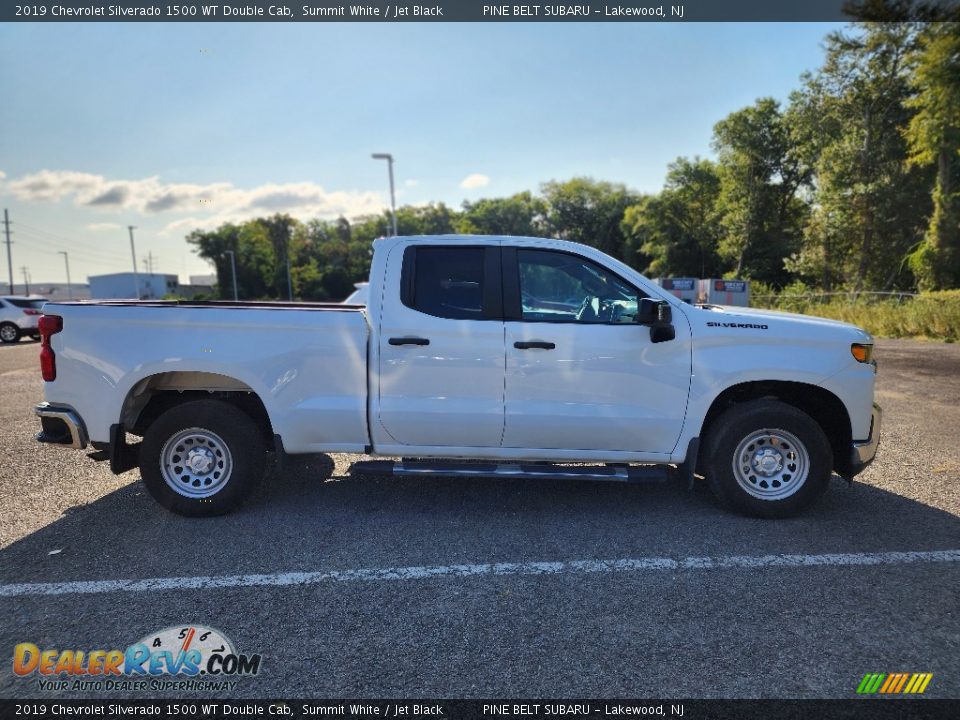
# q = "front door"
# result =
<box><xmin>502</xmin><ymin>247</ymin><xmax>691</xmax><ymax>454</ymax></box>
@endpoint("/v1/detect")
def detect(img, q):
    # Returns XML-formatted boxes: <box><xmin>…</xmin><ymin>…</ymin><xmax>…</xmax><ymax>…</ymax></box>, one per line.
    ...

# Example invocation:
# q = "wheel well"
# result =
<box><xmin>700</xmin><ymin>381</ymin><xmax>852</xmax><ymax>474</ymax></box>
<box><xmin>121</xmin><ymin>372</ymin><xmax>274</xmax><ymax>446</ymax></box>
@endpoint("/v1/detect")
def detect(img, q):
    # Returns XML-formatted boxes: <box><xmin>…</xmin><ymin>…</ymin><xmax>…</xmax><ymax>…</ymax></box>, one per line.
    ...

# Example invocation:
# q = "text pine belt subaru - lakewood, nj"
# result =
<box><xmin>33</xmin><ymin>235</ymin><xmax>881</xmax><ymax>518</ymax></box>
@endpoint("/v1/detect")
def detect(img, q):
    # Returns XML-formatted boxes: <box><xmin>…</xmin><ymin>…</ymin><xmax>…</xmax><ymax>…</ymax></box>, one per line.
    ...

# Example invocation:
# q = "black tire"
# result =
<box><xmin>140</xmin><ymin>399</ymin><xmax>267</xmax><ymax>517</ymax></box>
<box><xmin>0</xmin><ymin>322</ymin><xmax>20</xmax><ymax>344</ymax></box>
<box><xmin>702</xmin><ymin>399</ymin><xmax>833</xmax><ymax>518</ymax></box>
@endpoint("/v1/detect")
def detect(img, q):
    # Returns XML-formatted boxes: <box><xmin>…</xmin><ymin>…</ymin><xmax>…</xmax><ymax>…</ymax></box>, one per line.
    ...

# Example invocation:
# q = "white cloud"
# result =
<box><xmin>86</xmin><ymin>222</ymin><xmax>122</xmax><ymax>231</ymax></box>
<box><xmin>4</xmin><ymin>170</ymin><xmax>387</xmax><ymax>232</ymax></box>
<box><xmin>460</xmin><ymin>173</ymin><xmax>490</xmax><ymax>190</ymax></box>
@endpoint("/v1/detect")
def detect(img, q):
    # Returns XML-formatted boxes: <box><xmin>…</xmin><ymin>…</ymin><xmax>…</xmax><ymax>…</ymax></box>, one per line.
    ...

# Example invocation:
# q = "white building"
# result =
<box><xmin>89</xmin><ymin>273</ymin><xmax>179</xmax><ymax>300</ymax></box>
<box><xmin>189</xmin><ymin>274</ymin><xmax>217</xmax><ymax>286</ymax></box>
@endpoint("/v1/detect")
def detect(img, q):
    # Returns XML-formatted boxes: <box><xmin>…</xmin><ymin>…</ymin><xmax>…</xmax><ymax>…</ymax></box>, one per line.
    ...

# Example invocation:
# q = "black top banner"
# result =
<box><xmin>4</xmin><ymin>0</ymin><xmax>960</xmax><ymax>23</ymax></box>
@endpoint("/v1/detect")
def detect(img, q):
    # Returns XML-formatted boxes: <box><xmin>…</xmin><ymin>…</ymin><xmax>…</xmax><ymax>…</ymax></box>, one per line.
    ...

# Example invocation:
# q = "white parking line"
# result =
<box><xmin>1</xmin><ymin>549</ymin><xmax>958</xmax><ymax>598</ymax></box>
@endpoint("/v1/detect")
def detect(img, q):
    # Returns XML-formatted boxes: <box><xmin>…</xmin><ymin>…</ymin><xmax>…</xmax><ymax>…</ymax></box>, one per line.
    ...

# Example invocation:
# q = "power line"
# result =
<box><xmin>14</xmin><ymin>229</ymin><xmax>132</xmax><ymax>269</ymax></box>
<box><xmin>17</xmin><ymin>222</ymin><xmax>138</xmax><ymax>262</ymax></box>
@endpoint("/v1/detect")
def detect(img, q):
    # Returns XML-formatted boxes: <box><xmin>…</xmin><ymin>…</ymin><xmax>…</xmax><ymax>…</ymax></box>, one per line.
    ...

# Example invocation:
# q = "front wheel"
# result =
<box><xmin>702</xmin><ymin>400</ymin><xmax>833</xmax><ymax>518</ymax></box>
<box><xmin>140</xmin><ymin>399</ymin><xmax>267</xmax><ymax>516</ymax></box>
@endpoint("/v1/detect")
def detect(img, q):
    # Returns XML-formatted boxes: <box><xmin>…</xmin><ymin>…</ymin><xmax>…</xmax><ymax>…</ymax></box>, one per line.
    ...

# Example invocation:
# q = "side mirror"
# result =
<box><xmin>657</xmin><ymin>302</ymin><xmax>672</xmax><ymax>324</ymax></box>
<box><xmin>637</xmin><ymin>298</ymin><xmax>675</xmax><ymax>343</ymax></box>
<box><xmin>650</xmin><ymin>323</ymin><xmax>676</xmax><ymax>343</ymax></box>
<box><xmin>636</xmin><ymin>298</ymin><xmax>660</xmax><ymax>325</ymax></box>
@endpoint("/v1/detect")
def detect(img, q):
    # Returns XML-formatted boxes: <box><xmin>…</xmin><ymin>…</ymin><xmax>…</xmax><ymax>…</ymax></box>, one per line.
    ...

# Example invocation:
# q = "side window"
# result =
<box><xmin>403</xmin><ymin>246</ymin><xmax>486</xmax><ymax>320</ymax></box>
<box><xmin>517</xmin><ymin>249</ymin><xmax>642</xmax><ymax>324</ymax></box>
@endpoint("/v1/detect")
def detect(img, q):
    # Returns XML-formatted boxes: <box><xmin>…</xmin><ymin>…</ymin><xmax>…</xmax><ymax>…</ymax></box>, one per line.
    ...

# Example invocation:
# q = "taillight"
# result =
<box><xmin>39</xmin><ymin>315</ymin><xmax>63</xmax><ymax>382</ymax></box>
<box><xmin>23</xmin><ymin>309</ymin><xmax>42</xmax><ymax>316</ymax></box>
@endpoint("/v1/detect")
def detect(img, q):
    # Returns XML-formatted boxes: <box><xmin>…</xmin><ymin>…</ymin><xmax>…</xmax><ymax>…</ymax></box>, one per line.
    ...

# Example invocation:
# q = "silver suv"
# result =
<box><xmin>0</xmin><ymin>296</ymin><xmax>48</xmax><ymax>343</ymax></box>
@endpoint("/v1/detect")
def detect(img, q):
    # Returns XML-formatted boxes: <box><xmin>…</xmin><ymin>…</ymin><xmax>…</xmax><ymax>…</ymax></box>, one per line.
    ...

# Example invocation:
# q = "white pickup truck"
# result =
<box><xmin>34</xmin><ymin>234</ymin><xmax>881</xmax><ymax>518</ymax></box>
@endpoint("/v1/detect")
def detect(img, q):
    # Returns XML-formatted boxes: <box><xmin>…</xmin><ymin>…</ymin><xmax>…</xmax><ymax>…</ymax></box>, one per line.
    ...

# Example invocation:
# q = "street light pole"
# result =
<box><xmin>58</xmin><ymin>251</ymin><xmax>72</xmax><ymax>300</ymax></box>
<box><xmin>371</xmin><ymin>153</ymin><xmax>398</xmax><ymax>236</ymax></box>
<box><xmin>128</xmin><ymin>226</ymin><xmax>140</xmax><ymax>299</ymax></box>
<box><xmin>224</xmin><ymin>249</ymin><xmax>239</xmax><ymax>301</ymax></box>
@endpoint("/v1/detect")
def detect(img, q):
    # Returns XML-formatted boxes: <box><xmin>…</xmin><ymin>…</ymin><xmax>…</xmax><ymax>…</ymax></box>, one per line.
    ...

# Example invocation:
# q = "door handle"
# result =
<box><xmin>389</xmin><ymin>337</ymin><xmax>430</xmax><ymax>346</ymax></box>
<box><xmin>514</xmin><ymin>341</ymin><xmax>555</xmax><ymax>350</ymax></box>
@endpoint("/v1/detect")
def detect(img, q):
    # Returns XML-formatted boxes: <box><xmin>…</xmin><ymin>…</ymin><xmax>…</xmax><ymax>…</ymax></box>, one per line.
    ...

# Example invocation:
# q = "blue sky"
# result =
<box><xmin>0</xmin><ymin>21</ymin><xmax>843</xmax><ymax>285</ymax></box>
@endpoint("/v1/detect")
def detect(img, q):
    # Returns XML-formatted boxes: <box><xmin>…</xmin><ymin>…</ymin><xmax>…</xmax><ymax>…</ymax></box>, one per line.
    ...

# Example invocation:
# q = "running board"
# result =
<box><xmin>349</xmin><ymin>460</ymin><xmax>671</xmax><ymax>484</ymax></box>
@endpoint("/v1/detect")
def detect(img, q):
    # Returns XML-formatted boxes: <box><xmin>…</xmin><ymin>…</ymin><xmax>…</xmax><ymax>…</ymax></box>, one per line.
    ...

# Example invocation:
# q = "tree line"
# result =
<box><xmin>188</xmin><ymin>11</ymin><xmax>959</xmax><ymax>300</ymax></box>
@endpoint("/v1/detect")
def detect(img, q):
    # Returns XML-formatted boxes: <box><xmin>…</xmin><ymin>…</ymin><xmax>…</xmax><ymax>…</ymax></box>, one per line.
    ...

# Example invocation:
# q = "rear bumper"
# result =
<box><xmin>846</xmin><ymin>403</ymin><xmax>881</xmax><ymax>478</ymax></box>
<box><xmin>35</xmin><ymin>402</ymin><xmax>88</xmax><ymax>449</ymax></box>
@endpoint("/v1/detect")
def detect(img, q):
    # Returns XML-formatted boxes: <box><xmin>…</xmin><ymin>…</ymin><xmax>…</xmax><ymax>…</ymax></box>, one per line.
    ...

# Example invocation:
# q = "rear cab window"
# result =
<box><xmin>400</xmin><ymin>245</ymin><xmax>501</xmax><ymax>321</ymax></box>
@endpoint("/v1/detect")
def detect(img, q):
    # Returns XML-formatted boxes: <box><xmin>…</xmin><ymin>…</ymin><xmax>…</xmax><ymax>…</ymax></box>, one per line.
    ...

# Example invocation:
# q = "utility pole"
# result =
<box><xmin>285</xmin><ymin>230</ymin><xmax>293</xmax><ymax>300</ymax></box>
<box><xmin>371</xmin><ymin>153</ymin><xmax>398</xmax><ymax>236</ymax></box>
<box><xmin>3</xmin><ymin>209</ymin><xmax>13</xmax><ymax>294</ymax></box>
<box><xmin>286</xmin><ymin>254</ymin><xmax>293</xmax><ymax>300</ymax></box>
<box><xmin>20</xmin><ymin>266</ymin><xmax>30</xmax><ymax>295</ymax></box>
<box><xmin>142</xmin><ymin>252</ymin><xmax>156</xmax><ymax>274</ymax></box>
<box><xmin>128</xmin><ymin>226</ymin><xmax>140</xmax><ymax>299</ymax></box>
<box><xmin>58</xmin><ymin>251</ymin><xmax>72</xmax><ymax>300</ymax></box>
<box><xmin>224</xmin><ymin>249</ymin><xmax>239</xmax><ymax>301</ymax></box>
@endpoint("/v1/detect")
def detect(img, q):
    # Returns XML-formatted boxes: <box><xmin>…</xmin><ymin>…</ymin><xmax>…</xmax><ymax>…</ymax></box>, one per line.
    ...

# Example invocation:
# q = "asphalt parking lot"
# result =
<box><xmin>0</xmin><ymin>337</ymin><xmax>958</xmax><ymax>699</ymax></box>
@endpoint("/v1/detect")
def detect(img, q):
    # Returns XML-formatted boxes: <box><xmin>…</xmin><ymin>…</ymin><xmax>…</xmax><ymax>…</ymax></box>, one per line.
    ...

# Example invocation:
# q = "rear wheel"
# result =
<box><xmin>140</xmin><ymin>399</ymin><xmax>267</xmax><ymax>516</ymax></box>
<box><xmin>703</xmin><ymin>400</ymin><xmax>832</xmax><ymax>518</ymax></box>
<box><xmin>0</xmin><ymin>323</ymin><xmax>20</xmax><ymax>344</ymax></box>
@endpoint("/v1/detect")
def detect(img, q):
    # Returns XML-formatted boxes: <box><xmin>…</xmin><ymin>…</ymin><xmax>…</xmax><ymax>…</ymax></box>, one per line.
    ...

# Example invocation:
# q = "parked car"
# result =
<box><xmin>34</xmin><ymin>235</ymin><xmax>880</xmax><ymax>519</ymax></box>
<box><xmin>0</xmin><ymin>295</ymin><xmax>48</xmax><ymax>343</ymax></box>
<box><xmin>343</xmin><ymin>282</ymin><xmax>369</xmax><ymax>305</ymax></box>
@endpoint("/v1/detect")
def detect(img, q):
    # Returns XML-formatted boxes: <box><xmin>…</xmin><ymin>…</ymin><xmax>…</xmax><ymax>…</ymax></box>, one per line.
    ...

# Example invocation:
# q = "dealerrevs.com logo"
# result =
<box><xmin>13</xmin><ymin>625</ymin><xmax>262</xmax><ymax>692</ymax></box>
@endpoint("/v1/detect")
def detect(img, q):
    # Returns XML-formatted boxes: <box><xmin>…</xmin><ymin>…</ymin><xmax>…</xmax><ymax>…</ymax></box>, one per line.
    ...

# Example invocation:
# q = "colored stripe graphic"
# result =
<box><xmin>868</xmin><ymin>674</ymin><xmax>886</xmax><ymax>693</ymax></box>
<box><xmin>893</xmin><ymin>673</ymin><xmax>909</xmax><ymax>693</ymax></box>
<box><xmin>857</xmin><ymin>672</ymin><xmax>932</xmax><ymax>694</ymax></box>
<box><xmin>879</xmin><ymin>674</ymin><xmax>897</xmax><ymax>693</ymax></box>
<box><xmin>904</xmin><ymin>674</ymin><xmax>921</xmax><ymax>694</ymax></box>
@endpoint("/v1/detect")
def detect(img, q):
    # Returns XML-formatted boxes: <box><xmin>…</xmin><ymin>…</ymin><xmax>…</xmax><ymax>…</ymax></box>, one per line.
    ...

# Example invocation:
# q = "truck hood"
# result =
<box><xmin>692</xmin><ymin>304</ymin><xmax>874</xmax><ymax>343</ymax></box>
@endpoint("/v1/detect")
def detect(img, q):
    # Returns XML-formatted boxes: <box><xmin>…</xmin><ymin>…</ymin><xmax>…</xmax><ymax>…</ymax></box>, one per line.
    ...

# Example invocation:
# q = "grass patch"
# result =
<box><xmin>753</xmin><ymin>290</ymin><xmax>960</xmax><ymax>342</ymax></box>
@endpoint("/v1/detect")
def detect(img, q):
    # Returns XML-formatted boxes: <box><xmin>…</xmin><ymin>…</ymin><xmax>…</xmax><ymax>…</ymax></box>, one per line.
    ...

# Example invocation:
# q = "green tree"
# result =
<box><xmin>712</xmin><ymin>98</ymin><xmax>810</xmax><ymax>285</ymax></box>
<box><xmin>540</xmin><ymin>178</ymin><xmax>641</xmax><ymax>263</ymax></box>
<box><xmin>622</xmin><ymin>157</ymin><xmax>723</xmax><ymax>278</ymax></box>
<box><xmin>187</xmin><ymin>221</ymin><xmax>277</xmax><ymax>300</ymax></box>
<box><xmin>905</xmin><ymin>21</ymin><xmax>960</xmax><ymax>289</ymax></box>
<box><xmin>456</xmin><ymin>192</ymin><xmax>547</xmax><ymax>236</ymax></box>
<box><xmin>789</xmin><ymin>23</ymin><xmax>932</xmax><ymax>291</ymax></box>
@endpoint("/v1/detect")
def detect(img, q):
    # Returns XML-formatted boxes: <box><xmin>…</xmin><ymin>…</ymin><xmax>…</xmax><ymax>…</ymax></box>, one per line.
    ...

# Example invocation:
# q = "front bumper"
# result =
<box><xmin>35</xmin><ymin>402</ymin><xmax>88</xmax><ymax>449</ymax></box>
<box><xmin>846</xmin><ymin>403</ymin><xmax>881</xmax><ymax>478</ymax></box>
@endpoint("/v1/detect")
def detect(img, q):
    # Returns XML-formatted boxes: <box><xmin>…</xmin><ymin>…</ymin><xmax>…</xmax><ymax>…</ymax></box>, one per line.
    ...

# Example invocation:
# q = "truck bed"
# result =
<box><xmin>41</xmin><ymin>301</ymin><xmax>371</xmax><ymax>454</ymax></box>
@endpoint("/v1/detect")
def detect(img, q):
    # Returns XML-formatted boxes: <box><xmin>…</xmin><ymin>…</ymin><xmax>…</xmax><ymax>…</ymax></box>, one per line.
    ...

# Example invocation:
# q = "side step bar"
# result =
<box><xmin>349</xmin><ymin>460</ymin><xmax>671</xmax><ymax>484</ymax></box>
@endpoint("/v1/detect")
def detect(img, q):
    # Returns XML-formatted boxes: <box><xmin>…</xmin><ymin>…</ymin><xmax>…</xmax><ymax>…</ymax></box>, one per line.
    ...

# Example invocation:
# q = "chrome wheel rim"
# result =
<box><xmin>732</xmin><ymin>428</ymin><xmax>809</xmax><ymax>501</ymax></box>
<box><xmin>0</xmin><ymin>326</ymin><xmax>17</xmax><ymax>341</ymax></box>
<box><xmin>160</xmin><ymin>427</ymin><xmax>233</xmax><ymax>499</ymax></box>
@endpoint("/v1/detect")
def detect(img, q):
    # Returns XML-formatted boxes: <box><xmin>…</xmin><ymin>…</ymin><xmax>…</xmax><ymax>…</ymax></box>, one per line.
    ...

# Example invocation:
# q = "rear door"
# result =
<box><xmin>501</xmin><ymin>246</ymin><xmax>691</xmax><ymax>454</ymax></box>
<box><xmin>377</xmin><ymin>242</ymin><xmax>505</xmax><ymax>448</ymax></box>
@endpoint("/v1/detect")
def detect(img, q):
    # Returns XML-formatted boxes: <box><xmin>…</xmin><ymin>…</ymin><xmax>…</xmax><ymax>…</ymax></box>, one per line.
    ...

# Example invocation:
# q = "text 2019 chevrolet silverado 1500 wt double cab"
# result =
<box><xmin>34</xmin><ymin>235</ymin><xmax>881</xmax><ymax>518</ymax></box>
